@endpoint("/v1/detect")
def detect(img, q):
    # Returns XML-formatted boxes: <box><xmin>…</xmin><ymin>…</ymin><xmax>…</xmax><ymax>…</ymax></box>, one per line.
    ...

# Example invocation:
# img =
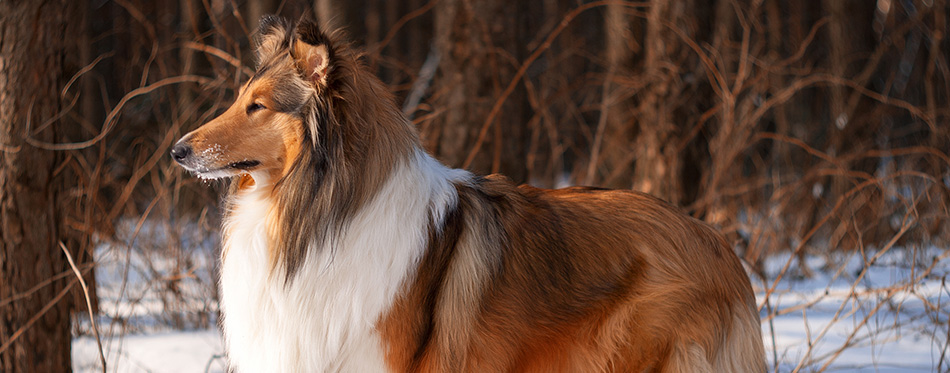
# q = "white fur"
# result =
<box><xmin>712</xmin><ymin>306</ymin><xmax>767</xmax><ymax>372</ymax></box>
<box><xmin>219</xmin><ymin>149</ymin><xmax>469</xmax><ymax>372</ymax></box>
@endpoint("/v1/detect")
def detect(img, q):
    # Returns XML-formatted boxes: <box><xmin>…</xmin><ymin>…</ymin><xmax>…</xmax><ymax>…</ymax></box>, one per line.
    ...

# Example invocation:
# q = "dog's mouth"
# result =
<box><xmin>186</xmin><ymin>160</ymin><xmax>262</xmax><ymax>180</ymax></box>
<box><xmin>229</xmin><ymin>160</ymin><xmax>261</xmax><ymax>170</ymax></box>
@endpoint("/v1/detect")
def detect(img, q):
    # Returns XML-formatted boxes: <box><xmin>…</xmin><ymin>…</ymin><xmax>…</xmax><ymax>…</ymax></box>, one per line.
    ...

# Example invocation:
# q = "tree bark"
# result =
<box><xmin>428</xmin><ymin>0</ymin><xmax>531</xmax><ymax>183</ymax></box>
<box><xmin>631</xmin><ymin>0</ymin><xmax>703</xmax><ymax>205</ymax></box>
<box><xmin>0</xmin><ymin>1</ymin><xmax>79</xmax><ymax>371</ymax></box>
<box><xmin>597</xmin><ymin>1</ymin><xmax>644</xmax><ymax>188</ymax></box>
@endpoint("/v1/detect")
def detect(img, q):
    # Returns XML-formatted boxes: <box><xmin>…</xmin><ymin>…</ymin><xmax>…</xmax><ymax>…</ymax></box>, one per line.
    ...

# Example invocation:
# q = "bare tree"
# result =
<box><xmin>426</xmin><ymin>0</ymin><xmax>532</xmax><ymax>183</ymax></box>
<box><xmin>631</xmin><ymin>0</ymin><xmax>706</xmax><ymax>205</ymax></box>
<box><xmin>597</xmin><ymin>2</ymin><xmax>642</xmax><ymax>188</ymax></box>
<box><xmin>0</xmin><ymin>1</ymin><xmax>81</xmax><ymax>371</ymax></box>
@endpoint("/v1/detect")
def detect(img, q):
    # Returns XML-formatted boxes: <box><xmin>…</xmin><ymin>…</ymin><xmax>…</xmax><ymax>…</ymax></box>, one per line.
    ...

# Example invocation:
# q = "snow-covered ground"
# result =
<box><xmin>759</xmin><ymin>247</ymin><xmax>950</xmax><ymax>372</ymax></box>
<box><xmin>73</xmin><ymin>330</ymin><xmax>226</xmax><ymax>373</ymax></box>
<box><xmin>74</xmin><ymin>228</ymin><xmax>949</xmax><ymax>372</ymax></box>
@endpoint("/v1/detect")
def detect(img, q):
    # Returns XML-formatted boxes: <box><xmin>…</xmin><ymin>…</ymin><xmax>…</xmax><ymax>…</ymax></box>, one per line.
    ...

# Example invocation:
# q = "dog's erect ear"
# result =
<box><xmin>292</xmin><ymin>20</ymin><xmax>331</xmax><ymax>88</ymax></box>
<box><xmin>255</xmin><ymin>15</ymin><xmax>292</xmax><ymax>66</ymax></box>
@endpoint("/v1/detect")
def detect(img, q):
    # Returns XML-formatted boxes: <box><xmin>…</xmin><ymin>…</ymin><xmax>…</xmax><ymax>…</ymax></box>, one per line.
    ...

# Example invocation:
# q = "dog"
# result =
<box><xmin>170</xmin><ymin>16</ymin><xmax>766</xmax><ymax>372</ymax></box>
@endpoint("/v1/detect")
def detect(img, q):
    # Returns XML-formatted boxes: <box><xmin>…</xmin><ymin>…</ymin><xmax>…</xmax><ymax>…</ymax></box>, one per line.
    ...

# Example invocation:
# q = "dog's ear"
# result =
<box><xmin>292</xmin><ymin>20</ymin><xmax>331</xmax><ymax>88</ymax></box>
<box><xmin>255</xmin><ymin>15</ymin><xmax>292</xmax><ymax>66</ymax></box>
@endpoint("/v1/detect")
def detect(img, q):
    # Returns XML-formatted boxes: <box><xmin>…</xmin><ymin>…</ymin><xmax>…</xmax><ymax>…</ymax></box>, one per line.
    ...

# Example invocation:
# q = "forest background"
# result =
<box><xmin>1</xmin><ymin>0</ymin><xmax>948</xmax><ymax>371</ymax></box>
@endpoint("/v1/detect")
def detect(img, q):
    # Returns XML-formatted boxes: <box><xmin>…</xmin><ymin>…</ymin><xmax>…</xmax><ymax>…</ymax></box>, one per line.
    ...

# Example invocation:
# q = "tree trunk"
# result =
<box><xmin>0</xmin><ymin>1</ymin><xmax>79</xmax><ymax>371</ymax></box>
<box><xmin>631</xmin><ymin>0</ymin><xmax>703</xmax><ymax>205</ymax></box>
<box><xmin>428</xmin><ymin>0</ymin><xmax>531</xmax><ymax>183</ymax></box>
<box><xmin>596</xmin><ymin>1</ymin><xmax>643</xmax><ymax>188</ymax></box>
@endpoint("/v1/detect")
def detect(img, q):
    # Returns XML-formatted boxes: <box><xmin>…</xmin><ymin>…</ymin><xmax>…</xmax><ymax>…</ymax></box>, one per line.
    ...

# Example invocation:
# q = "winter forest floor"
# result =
<box><xmin>72</xmin><ymin>223</ymin><xmax>950</xmax><ymax>372</ymax></box>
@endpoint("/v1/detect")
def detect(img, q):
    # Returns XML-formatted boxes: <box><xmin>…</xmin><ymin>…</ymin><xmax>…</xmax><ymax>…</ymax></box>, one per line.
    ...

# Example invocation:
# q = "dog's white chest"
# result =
<box><xmin>217</xmin><ymin>155</ymin><xmax>458</xmax><ymax>372</ymax></box>
<box><xmin>219</xmin><ymin>192</ymin><xmax>395</xmax><ymax>372</ymax></box>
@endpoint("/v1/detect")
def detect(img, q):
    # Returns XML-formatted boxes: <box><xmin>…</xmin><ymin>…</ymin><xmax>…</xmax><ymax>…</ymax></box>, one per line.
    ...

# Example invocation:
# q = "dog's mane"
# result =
<box><xmin>231</xmin><ymin>19</ymin><xmax>418</xmax><ymax>281</ymax></box>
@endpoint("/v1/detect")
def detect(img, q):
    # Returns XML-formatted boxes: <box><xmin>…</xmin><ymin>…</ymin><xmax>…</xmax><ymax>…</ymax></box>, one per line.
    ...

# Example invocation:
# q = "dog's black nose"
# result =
<box><xmin>170</xmin><ymin>143</ymin><xmax>193</xmax><ymax>163</ymax></box>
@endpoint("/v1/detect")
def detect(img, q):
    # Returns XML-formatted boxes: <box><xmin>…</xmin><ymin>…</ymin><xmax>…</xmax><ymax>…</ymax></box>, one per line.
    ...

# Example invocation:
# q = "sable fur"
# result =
<box><xmin>245</xmin><ymin>17</ymin><xmax>417</xmax><ymax>279</ymax></box>
<box><xmin>171</xmin><ymin>16</ymin><xmax>766</xmax><ymax>372</ymax></box>
<box><xmin>379</xmin><ymin>176</ymin><xmax>764</xmax><ymax>372</ymax></box>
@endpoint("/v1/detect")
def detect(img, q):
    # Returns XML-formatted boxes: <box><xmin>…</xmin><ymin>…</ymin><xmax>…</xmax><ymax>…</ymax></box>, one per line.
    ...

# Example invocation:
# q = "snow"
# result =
<box><xmin>73</xmin><ymin>222</ymin><xmax>949</xmax><ymax>372</ymax></box>
<box><xmin>71</xmin><ymin>220</ymin><xmax>224</xmax><ymax>373</ymax></box>
<box><xmin>759</xmin><ymin>247</ymin><xmax>950</xmax><ymax>372</ymax></box>
<box><xmin>73</xmin><ymin>330</ymin><xmax>225</xmax><ymax>373</ymax></box>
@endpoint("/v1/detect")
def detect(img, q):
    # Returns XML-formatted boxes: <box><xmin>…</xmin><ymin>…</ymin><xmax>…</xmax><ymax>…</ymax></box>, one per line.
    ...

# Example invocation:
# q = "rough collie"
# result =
<box><xmin>171</xmin><ymin>16</ymin><xmax>765</xmax><ymax>372</ymax></box>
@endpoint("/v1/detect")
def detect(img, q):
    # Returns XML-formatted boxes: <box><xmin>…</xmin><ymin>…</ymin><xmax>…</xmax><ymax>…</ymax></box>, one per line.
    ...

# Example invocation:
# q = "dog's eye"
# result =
<box><xmin>246</xmin><ymin>102</ymin><xmax>265</xmax><ymax>114</ymax></box>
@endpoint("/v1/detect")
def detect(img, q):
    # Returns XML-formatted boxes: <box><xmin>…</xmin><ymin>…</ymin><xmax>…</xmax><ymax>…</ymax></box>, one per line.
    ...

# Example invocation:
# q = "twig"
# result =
<box><xmin>204</xmin><ymin>353</ymin><xmax>227</xmax><ymax>373</ymax></box>
<box><xmin>938</xmin><ymin>277</ymin><xmax>949</xmax><ymax>371</ymax></box>
<box><xmin>62</xmin><ymin>51</ymin><xmax>115</xmax><ymax>97</ymax></box>
<box><xmin>0</xmin><ymin>267</ymin><xmax>88</xmax><ymax>308</ymax></box>
<box><xmin>25</xmin><ymin>75</ymin><xmax>212</xmax><ymax>150</ymax></box>
<box><xmin>584</xmin><ymin>67</ymin><xmax>615</xmax><ymax>185</ymax></box>
<box><xmin>402</xmin><ymin>46</ymin><xmax>440</xmax><ymax>116</ymax></box>
<box><xmin>184</xmin><ymin>42</ymin><xmax>254</xmax><ymax>77</ymax></box>
<box><xmin>763</xmin><ymin>277</ymin><xmax>780</xmax><ymax>372</ymax></box>
<box><xmin>461</xmin><ymin>0</ymin><xmax>649</xmax><ymax>169</ymax></box>
<box><xmin>60</xmin><ymin>241</ymin><xmax>107</xmax><ymax>373</ymax></box>
<box><xmin>0</xmin><ymin>279</ymin><xmax>77</xmax><ymax>355</ymax></box>
<box><xmin>373</xmin><ymin>0</ymin><xmax>439</xmax><ymax>56</ymax></box>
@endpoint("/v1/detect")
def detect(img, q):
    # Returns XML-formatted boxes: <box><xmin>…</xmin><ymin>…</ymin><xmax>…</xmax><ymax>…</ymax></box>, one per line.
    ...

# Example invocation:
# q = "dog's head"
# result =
<box><xmin>170</xmin><ymin>17</ymin><xmax>337</xmax><ymax>184</ymax></box>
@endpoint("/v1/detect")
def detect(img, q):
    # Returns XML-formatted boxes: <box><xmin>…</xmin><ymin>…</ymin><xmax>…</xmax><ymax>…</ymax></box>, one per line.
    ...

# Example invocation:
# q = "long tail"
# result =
<box><xmin>666</xmin><ymin>307</ymin><xmax>766</xmax><ymax>373</ymax></box>
<box><xmin>714</xmin><ymin>307</ymin><xmax>767</xmax><ymax>372</ymax></box>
